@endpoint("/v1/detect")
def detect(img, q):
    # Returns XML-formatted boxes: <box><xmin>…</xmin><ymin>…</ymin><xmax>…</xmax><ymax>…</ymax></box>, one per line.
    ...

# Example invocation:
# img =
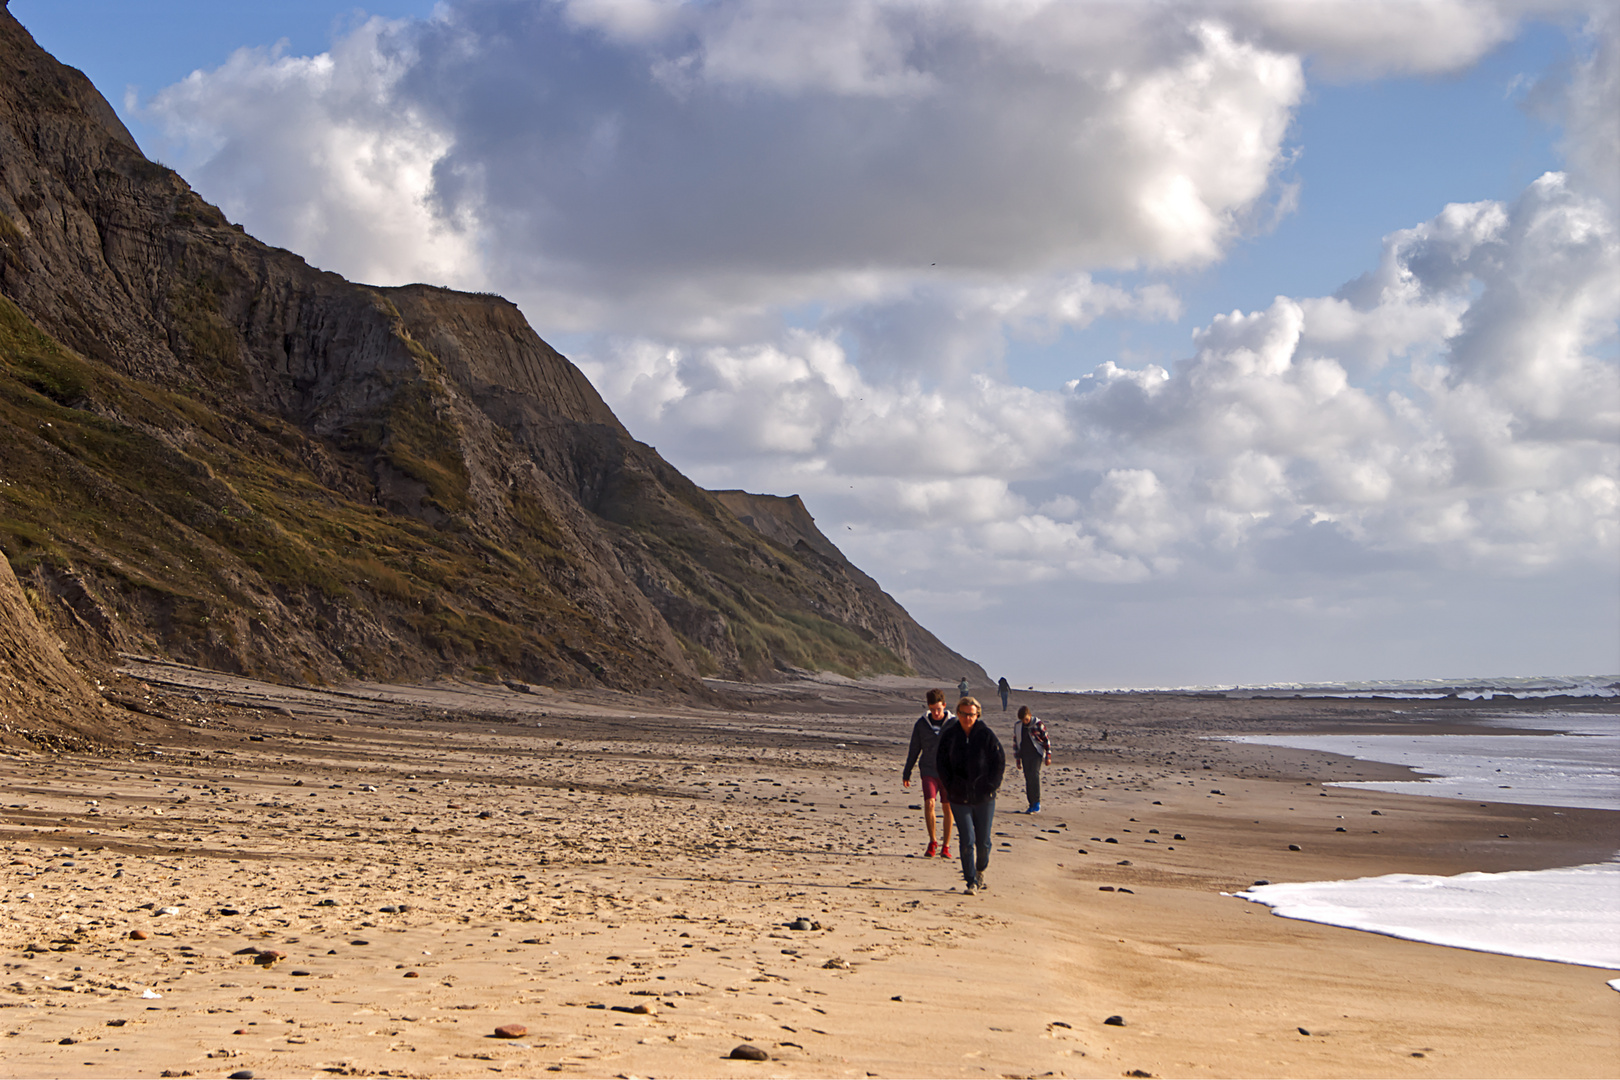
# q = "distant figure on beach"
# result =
<box><xmin>936</xmin><ymin>696</ymin><xmax>1005</xmax><ymax>895</ymax></box>
<box><xmin>997</xmin><ymin>676</ymin><xmax>1010</xmax><ymax>711</ymax></box>
<box><xmin>1013</xmin><ymin>706</ymin><xmax>1051</xmax><ymax>813</ymax></box>
<box><xmin>902</xmin><ymin>688</ymin><xmax>956</xmax><ymax>859</ymax></box>
<box><xmin>958</xmin><ymin>676</ymin><xmax>970</xmax><ymax>699</ymax></box>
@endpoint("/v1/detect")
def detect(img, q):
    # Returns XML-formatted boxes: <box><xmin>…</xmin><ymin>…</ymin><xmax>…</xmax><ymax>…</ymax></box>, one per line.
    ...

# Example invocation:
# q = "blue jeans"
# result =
<box><xmin>950</xmin><ymin>798</ymin><xmax>995</xmax><ymax>885</ymax></box>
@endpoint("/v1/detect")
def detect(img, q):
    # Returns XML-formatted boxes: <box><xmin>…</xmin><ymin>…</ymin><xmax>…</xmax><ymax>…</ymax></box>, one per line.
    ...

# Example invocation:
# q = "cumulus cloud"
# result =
<box><xmin>145</xmin><ymin>0</ymin><xmax>1312</xmax><ymax>336</ymax></box>
<box><xmin>145</xmin><ymin>17</ymin><xmax>488</xmax><ymax>289</ymax></box>
<box><xmin>587</xmin><ymin>170</ymin><xmax>1616</xmax><ymax>589</ymax></box>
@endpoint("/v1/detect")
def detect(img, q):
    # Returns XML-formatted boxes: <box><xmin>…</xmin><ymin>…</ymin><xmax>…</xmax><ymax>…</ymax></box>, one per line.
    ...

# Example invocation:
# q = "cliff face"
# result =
<box><xmin>0</xmin><ymin>9</ymin><xmax>983</xmax><ymax>694</ymax></box>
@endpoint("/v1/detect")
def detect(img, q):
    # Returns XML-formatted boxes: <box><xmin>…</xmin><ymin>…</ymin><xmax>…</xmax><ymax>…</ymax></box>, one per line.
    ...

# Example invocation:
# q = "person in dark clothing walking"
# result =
<box><xmin>1013</xmin><ymin>706</ymin><xmax>1051</xmax><ymax>813</ymax></box>
<box><xmin>936</xmin><ymin>696</ymin><xmax>1005</xmax><ymax>894</ymax></box>
<box><xmin>997</xmin><ymin>676</ymin><xmax>1010</xmax><ymax>711</ymax></box>
<box><xmin>902</xmin><ymin>688</ymin><xmax>955</xmax><ymax>859</ymax></box>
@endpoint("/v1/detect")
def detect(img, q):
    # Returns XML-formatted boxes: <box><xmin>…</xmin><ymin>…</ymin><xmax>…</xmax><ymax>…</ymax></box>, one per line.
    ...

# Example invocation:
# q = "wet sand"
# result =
<box><xmin>1</xmin><ymin>664</ymin><xmax>1616</xmax><ymax>1078</ymax></box>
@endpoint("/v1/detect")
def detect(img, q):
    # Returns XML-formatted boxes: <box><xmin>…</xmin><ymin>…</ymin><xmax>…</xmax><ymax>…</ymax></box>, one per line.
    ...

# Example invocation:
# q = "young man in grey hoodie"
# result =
<box><xmin>902</xmin><ymin>688</ymin><xmax>955</xmax><ymax>858</ymax></box>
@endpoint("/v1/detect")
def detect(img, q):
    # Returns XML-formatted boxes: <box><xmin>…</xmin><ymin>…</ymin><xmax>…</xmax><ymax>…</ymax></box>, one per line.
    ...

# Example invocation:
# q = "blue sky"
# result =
<box><xmin>13</xmin><ymin>1</ymin><xmax>1617</xmax><ymax>688</ymax></box>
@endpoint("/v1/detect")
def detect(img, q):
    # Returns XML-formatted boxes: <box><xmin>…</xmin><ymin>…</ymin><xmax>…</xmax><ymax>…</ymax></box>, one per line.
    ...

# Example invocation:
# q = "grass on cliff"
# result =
<box><xmin>0</xmin><ymin>293</ymin><xmax>643</xmax><ymax>685</ymax></box>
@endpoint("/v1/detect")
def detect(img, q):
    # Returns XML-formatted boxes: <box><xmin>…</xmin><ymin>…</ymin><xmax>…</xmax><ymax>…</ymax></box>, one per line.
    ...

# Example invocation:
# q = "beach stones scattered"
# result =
<box><xmin>493</xmin><ymin>1024</ymin><xmax>528</xmax><ymax>1039</ymax></box>
<box><xmin>1104</xmin><ymin>1015</ymin><xmax>1126</xmax><ymax>1026</ymax></box>
<box><xmin>729</xmin><ymin>1044</ymin><xmax>770</xmax><ymax>1060</ymax></box>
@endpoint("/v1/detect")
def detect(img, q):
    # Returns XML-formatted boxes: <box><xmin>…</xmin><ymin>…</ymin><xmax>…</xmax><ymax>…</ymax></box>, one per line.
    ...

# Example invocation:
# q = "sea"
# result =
<box><xmin>1218</xmin><ymin>704</ymin><xmax>1620</xmax><ymax>982</ymax></box>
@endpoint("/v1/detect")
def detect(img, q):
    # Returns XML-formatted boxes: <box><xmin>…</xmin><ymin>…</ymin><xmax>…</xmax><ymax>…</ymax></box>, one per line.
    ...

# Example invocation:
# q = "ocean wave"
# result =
<box><xmin>1037</xmin><ymin>674</ymin><xmax>1620</xmax><ymax>699</ymax></box>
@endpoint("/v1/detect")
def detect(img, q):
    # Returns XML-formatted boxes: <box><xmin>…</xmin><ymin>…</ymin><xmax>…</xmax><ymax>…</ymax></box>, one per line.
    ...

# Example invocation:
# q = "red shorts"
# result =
<box><xmin>921</xmin><ymin>775</ymin><xmax>945</xmax><ymax>801</ymax></box>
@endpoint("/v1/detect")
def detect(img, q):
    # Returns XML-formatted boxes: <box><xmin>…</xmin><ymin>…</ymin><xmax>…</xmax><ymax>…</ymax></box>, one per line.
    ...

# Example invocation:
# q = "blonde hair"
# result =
<box><xmin>956</xmin><ymin>696</ymin><xmax>982</xmax><ymax>714</ymax></box>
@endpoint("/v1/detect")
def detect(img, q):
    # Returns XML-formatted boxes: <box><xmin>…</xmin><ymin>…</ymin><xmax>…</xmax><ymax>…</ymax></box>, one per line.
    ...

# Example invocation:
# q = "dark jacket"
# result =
<box><xmin>903</xmin><ymin>713</ymin><xmax>955</xmax><ymax>781</ymax></box>
<box><xmin>1014</xmin><ymin>716</ymin><xmax>1051</xmax><ymax>762</ymax></box>
<box><xmin>936</xmin><ymin>719</ymin><xmax>1006</xmax><ymax>805</ymax></box>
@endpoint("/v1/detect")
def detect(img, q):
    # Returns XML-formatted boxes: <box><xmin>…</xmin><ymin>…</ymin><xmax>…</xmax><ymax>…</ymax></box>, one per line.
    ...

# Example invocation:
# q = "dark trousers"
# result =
<box><xmin>950</xmin><ymin>798</ymin><xmax>995</xmax><ymax>885</ymax></box>
<box><xmin>1020</xmin><ymin>755</ymin><xmax>1042</xmax><ymax>808</ymax></box>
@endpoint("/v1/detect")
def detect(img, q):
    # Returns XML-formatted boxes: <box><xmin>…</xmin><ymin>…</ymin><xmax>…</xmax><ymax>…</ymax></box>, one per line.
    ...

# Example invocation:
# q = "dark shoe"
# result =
<box><xmin>974</xmin><ymin>872</ymin><xmax>987</xmax><ymax>890</ymax></box>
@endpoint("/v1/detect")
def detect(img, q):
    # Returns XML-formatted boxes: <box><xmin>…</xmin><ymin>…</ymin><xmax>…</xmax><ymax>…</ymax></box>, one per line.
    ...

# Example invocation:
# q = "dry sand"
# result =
<box><xmin>1</xmin><ymin>663</ymin><xmax>1616</xmax><ymax>1079</ymax></box>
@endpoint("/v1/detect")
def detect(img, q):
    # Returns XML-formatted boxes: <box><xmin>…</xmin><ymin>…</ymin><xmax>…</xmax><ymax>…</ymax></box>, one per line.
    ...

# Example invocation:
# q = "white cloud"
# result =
<box><xmin>145</xmin><ymin>17</ymin><xmax>488</xmax><ymax>289</ymax></box>
<box><xmin>143</xmin><ymin>0</ymin><xmax>1313</xmax><ymax>338</ymax></box>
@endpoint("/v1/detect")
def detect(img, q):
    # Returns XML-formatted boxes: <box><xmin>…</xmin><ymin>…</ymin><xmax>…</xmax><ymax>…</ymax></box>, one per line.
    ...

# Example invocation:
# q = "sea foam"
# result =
<box><xmin>1236</xmin><ymin>862</ymin><xmax>1620</xmax><ymax>970</ymax></box>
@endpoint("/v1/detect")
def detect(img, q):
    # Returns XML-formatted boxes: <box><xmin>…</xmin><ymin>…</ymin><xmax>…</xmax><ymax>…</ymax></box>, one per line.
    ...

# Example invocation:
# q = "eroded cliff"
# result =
<box><xmin>0</xmin><ymin>8</ymin><xmax>984</xmax><ymax>696</ymax></box>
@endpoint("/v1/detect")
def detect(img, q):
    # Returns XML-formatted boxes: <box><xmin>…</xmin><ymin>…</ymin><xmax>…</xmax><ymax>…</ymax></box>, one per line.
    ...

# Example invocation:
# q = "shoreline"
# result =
<box><xmin>0</xmin><ymin>667</ymin><xmax>1615</xmax><ymax>1078</ymax></box>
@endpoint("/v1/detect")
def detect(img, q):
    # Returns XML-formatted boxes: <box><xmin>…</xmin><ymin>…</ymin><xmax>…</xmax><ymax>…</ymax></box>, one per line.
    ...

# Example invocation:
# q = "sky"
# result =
<box><xmin>13</xmin><ymin>0</ymin><xmax>1618</xmax><ymax>689</ymax></box>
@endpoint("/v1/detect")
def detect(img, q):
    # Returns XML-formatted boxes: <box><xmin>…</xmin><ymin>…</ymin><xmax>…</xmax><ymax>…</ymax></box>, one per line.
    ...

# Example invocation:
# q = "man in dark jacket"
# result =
<box><xmin>936</xmin><ymin>696</ymin><xmax>1005</xmax><ymax>894</ymax></box>
<box><xmin>902</xmin><ymin>688</ymin><xmax>955</xmax><ymax>859</ymax></box>
<box><xmin>1013</xmin><ymin>706</ymin><xmax>1051</xmax><ymax>813</ymax></box>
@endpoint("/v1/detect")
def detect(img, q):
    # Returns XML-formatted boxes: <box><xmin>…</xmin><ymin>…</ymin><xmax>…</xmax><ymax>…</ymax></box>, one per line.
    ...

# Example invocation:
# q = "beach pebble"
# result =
<box><xmin>729</xmin><ymin>1044</ymin><xmax>770</xmax><ymax>1060</ymax></box>
<box><xmin>128</xmin><ymin>930</ymin><xmax>149</xmax><ymax>940</ymax></box>
<box><xmin>1370</xmin><ymin>810</ymin><xmax>1382</xmax><ymax>815</ymax></box>
<box><xmin>228</xmin><ymin>1071</ymin><xmax>254</xmax><ymax>1079</ymax></box>
<box><xmin>234</xmin><ymin>1029</ymin><xmax>249</xmax><ymax>1035</ymax></box>
<box><xmin>1298</xmin><ymin>1027</ymin><xmax>1311</xmax><ymax>1035</ymax></box>
<box><xmin>1104</xmin><ymin>1015</ymin><xmax>1126</xmax><ymax>1026</ymax></box>
<box><xmin>157</xmin><ymin>906</ymin><xmax>180</xmax><ymax>916</ymax></box>
<box><xmin>1098</xmin><ymin>886</ymin><xmax>1115</xmax><ymax>892</ymax></box>
<box><xmin>1336</xmin><ymin>827</ymin><xmax>1347</xmax><ymax>832</ymax></box>
<box><xmin>493</xmin><ymin>1024</ymin><xmax>528</xmax><ymax>1039</ymax></box>
<box><xmin>218</xmin><ymin>908</ymin><xmax>240</xmax><ymax>916</ymax></box>
<box><xmin>1288</xmin><ymin>844</ymin><xmax>1301</xmax><ymax>851</ymax></box>
<box><xmin>1173</xmin><ymin>834</ymin><xmax>1185</xmax><ymax>840</ymax></box>
<box><xmin>253</xmin><ymin>950</ymin><xmax>286</xmax><ymax>966</ymax></box>
<box><xmin>1252</xmin><ymin>879</ymin><xmax>1270</xmax><ymax>886</ymax></box>
<box><xmin>403</xmin><ymin>971</ymin><xmax>420</xmax><ymax>978</ymax></box>
<box><xmin>59</xmin><ymin>1036</ymin><xmax>77</xmax><ymax>1044</ymax></box>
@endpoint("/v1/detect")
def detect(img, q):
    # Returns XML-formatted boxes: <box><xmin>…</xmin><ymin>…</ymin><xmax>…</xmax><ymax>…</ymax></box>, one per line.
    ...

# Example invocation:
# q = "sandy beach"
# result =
<box><xmin>1</xmin><ymin>665</ymin><xmax>1616</xmax><ymax>1079</ymax></box>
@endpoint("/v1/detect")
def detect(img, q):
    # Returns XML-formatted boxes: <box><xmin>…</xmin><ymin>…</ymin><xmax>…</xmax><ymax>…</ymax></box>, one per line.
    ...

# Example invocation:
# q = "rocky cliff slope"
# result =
<box><xmin>0</xmin><ymin>6</ymin><xmax>985</xmax><ymax>699</ymax></box>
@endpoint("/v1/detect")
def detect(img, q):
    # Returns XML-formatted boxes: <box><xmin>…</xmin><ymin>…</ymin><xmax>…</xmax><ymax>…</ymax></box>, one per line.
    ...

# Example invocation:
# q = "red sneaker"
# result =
<box><xmin>924</xmin><ymin>841</ymin><xmax>937</xmax><ymax>858</ymax></box>
<box><xmin>940</xmin><ymin>844</ymin><xmax>951</xmax><ymax>859</ymax></box>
